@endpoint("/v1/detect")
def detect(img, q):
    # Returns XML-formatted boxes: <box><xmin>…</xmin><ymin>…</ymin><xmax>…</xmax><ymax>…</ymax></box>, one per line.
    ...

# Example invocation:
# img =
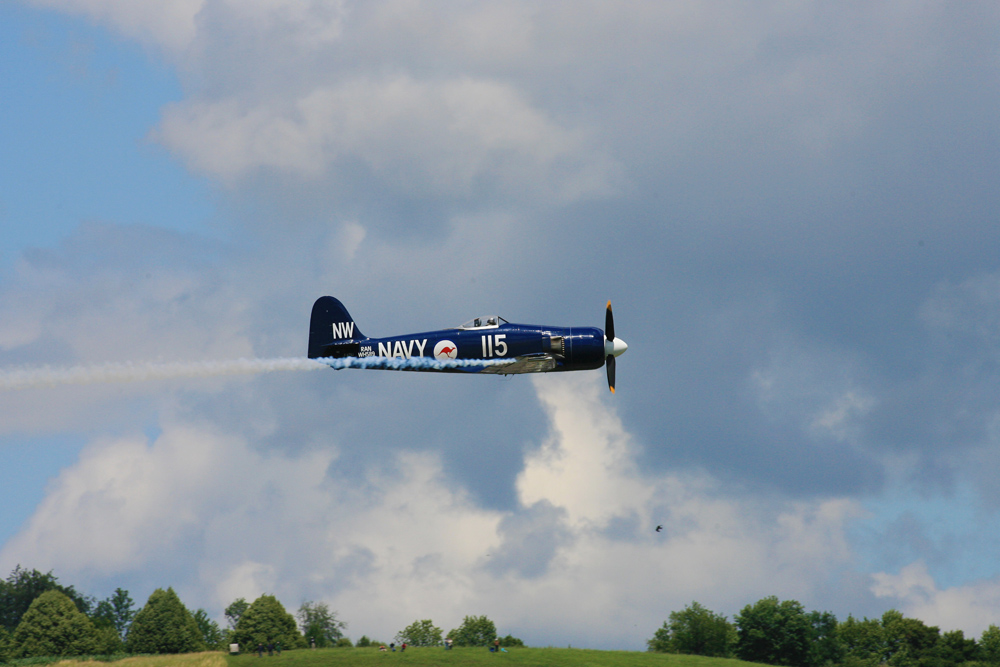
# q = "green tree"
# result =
<box><xmin>648</xmin><ymin>622</ymin><xmax>672</xmax><ymax>653</ymax></box>
<box><xmin>448</xmin><ymin>615</ymin><xmax>497</xmax><ymax>647</ymax></box>
<box><xmin>648</xmin><ymin>601</ymin><xmax>734</xmax><ymax>657</ymax></box>
<box><xmin>0</xmin><ymin>625</ymin><xmax>11</xmax><ymax>663</ymax></box>
<box><xmin>808</xmin><ymin>610</ymin><xmax>843</xmax><ymax>667</ymax></box>
<box><xmin>882</xmin><ymin>612</ymin><xmax>940</xmax><ymax>667</ymax></box>
<box><xmin>735</xmin><ymin>596</ymin><xmax>813</xmax><ymax>667</ymax></box>
<box><xmin>92</xmin><ymin>588</ymin><xmax>136</xmax><ymax>641</ymax></box>
<box><xmin>396</xmin><ymin>619</ymin><xmax>443</xmax><ymax>647</ymax></box>
<box><xmin>0</xmin><ymin>566</ymin><xmax>92</xmax><ymax>631</ymax></box>
<box><xmin>838</xmin><ymin>615</ymin><xmax>886</xmax><ymax>667</ymax></box>
<box><xmin>124</xmin><ymin>587</ymin><xmax>205</xmax><ymax>655</ymax></box>
<box><xmin>234</xmin><ymin>594</ymin><xmax>305</xmax><ymax>650</ymax></box>
<box><xmin>935</xmin><ymin>629</ymin><xmax>978</xmax><ymax>666</ymax></box>
<box><xmin>94</xmin><ymin>625</ymin><xmax>123</xmax><ymax>654</ymax></box>
<box><xmin>356</xmin><ymin>635</ymin><xmax>372</xmax><ymax>647</ymax></box>
<box><xmin>193</xmin><ymin>609</ymin><xmax>225</xmax><ymax>649</ymax></box>
<box><xmin>10</xmin><ymin>590</ymin><xmax>101</xmax><ymax>659</ymax></box>
<box><xmin>296</xmin><ymin>601</ymin><xmax>346</xmax><ymax>648</ymax></box>
<box><xmin>981</xmin><ymin>625</ymin><xmax>1000</xmax><ymax>666</ymax></box>
<box><xmin>499</xmin><ymin>634</ymin><xmax>525</xmax><ymax>647</ymax></box>
<box><xmin>225</xmin><ymin>598</ymin><xmax>249</xmax><ymax>630</ymax></box>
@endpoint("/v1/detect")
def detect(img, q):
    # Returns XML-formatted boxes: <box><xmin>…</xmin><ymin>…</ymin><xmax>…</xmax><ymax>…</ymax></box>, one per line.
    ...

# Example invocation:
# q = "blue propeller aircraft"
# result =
<box><xmin>308</xmin><ymin>297</ymin><xmax>628</xmax><ymax>392</ymax></box>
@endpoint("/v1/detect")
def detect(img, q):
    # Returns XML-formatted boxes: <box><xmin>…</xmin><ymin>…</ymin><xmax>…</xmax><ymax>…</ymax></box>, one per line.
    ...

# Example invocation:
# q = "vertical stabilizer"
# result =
<box><xmin>309</xmin><ymin>296</ymin><xmax>365</xmax><ymax>358</ymax></box>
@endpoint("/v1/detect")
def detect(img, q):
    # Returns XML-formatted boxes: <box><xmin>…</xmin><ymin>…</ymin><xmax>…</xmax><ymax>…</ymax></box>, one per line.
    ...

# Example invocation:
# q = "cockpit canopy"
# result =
<box><xmin>458</xmin><ymin>315</ymin><xmax>508</xmax><ymax>329</ymax></box>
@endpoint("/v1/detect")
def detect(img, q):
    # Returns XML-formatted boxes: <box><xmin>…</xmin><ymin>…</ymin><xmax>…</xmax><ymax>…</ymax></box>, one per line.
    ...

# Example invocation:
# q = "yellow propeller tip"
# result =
<box><xmin>609</xmin><ymin>386</ymin><xmax>615</xmax><ymax>394</ymax></box>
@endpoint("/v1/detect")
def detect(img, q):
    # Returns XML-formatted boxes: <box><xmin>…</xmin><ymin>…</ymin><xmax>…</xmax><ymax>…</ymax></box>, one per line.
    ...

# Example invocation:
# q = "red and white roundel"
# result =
<box><xmin>434</xmin><ymin>340</ymin><xmax>459</xmax><ymax>360</ymax></box>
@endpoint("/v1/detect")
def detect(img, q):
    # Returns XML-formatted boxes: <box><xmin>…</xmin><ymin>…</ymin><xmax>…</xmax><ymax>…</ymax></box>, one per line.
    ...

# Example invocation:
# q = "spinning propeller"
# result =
<box><xmin>604</xmin><ymin>301</ymin><xmax>628</xmax><ymax>393</ymax></box>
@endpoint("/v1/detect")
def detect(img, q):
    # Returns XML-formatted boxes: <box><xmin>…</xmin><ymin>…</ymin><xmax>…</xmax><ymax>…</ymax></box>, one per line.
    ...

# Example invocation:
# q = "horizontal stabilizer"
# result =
<box><xmin>317</xmin><ymin>342</ymin><xmax>360</xmax><ymax>358</ymax></box>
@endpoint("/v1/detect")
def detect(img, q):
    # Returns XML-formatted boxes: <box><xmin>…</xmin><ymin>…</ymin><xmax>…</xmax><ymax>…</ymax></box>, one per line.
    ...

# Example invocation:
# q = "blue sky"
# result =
<box><xmin>0</xmin><ymin>4</ymin><xmax>213</xmax><ymax>267</ymax></box>
<box><xmin>0</xmin><ymin>3</ymin><xmax>215</xmax><ymax>542</ymax></box>
<box><xmin>2</xmin><ymin>0</ymin><xmax>1000</xmax><ymax>650</ymax></box>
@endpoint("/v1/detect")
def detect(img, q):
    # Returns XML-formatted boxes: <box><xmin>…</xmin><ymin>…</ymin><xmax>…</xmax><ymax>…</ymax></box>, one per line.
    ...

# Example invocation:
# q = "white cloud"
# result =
<box><xmin>154</xmin><ymin>75</ymin><xmax>619</xmax><ymax>203</ymax></box>
<box><xmin>516</xmin><ymin>375</ymin><xmax>865</xmax><ymax>617</ymax></box>
<box><xmin>0</xmin><ymin>224</ymin><xmax>265</xmax><ymax>437</ymax></box>
<box><xmin>203</xmin><ymin>0</ymin><xmax>348</xmax><ymax>49</ymax></box>
<box><xmin>750</xmin><ymin>337</ymin><xmax>874</xmax><ymax>444</ymax></box>
<box><xmin>872</xmin><ymin>561</ymin><xmax>1000</xmax><ymax>636</ymax></box>
<box><xmin>27</xmin><ymin>0</ymin><xmax>204</xmax><ymax>55</ymax></box>
<box><xmin>1</xmin><ymin>371</ymin><xmax>869</xmax><ymax>648</ymax></box>
<box><xmin>519</xmin><ymin>374</ymin><xmax>650</xmax><ymax>527</ymax></box>
<box><xmin>8</xmin><ymin>0</ymin><xmax>1000</xmax><ymax>647</ymax></box>
<box><xmin>920</xmin><ymin>272</ymin><xmax>1000</xmax><ymax>346</ymax></box>
<box><xmin>25</xmin><ymin>0</ymin><xmax>347</xmax><ymax>58</ymax></box>
<box><xmin>330</xmin><ymin>221</ymin><xmax>366</xmax><ymax>263</ymax></box>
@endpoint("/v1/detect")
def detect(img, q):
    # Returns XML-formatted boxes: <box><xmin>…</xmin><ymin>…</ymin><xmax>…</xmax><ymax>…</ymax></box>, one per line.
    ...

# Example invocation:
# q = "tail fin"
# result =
<box><xmin>309</xmin><ymin>296</ymin><xmax>366</xmax><ymax>359</ymax></box>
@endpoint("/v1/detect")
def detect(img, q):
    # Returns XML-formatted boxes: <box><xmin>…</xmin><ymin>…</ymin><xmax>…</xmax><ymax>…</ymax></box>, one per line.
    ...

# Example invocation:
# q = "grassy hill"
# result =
<box><xmin>30</xmin><ymin>654</ymin><xmax>225</xmax><ymax>667</ymax></box>
<box><xmin>15</xmin><ymin>648</ymin><xmax>771</xmax><ymax>667</ymax></box>
<box><xmin>225</xmin><ymin>647</ymin><xmax>769</xmax><ymax>667</ymax></box>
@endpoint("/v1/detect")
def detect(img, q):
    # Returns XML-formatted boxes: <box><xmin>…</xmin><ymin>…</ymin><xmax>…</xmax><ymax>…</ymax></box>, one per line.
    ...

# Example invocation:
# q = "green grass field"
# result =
<box><xmin>53</xmin><ymin>653</ymin><xmax>226</xmax><ymax>667</ymax></box>
<box><xmin>224</xmin><ymin>647</ymin><xmax>768</xmax><ymax>667</ymax></box>
<box><xmin>25</xmin><ymin>647</ymin><xmax>771</xmax><ymax>667</ymax></box>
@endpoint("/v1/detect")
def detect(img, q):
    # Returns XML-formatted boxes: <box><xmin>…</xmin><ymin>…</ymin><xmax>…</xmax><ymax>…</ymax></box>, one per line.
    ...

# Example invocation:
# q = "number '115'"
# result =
<box><xmin>481</xmin><ymin>334</ymin><xmax>507</xmax><ymax>357</ymax></box>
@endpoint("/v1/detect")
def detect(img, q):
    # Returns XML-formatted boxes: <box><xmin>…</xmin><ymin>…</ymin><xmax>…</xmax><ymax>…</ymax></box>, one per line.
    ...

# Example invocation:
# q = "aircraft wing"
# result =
<box><xmin>479</xmin><ymin>353</ymin><xmax>558</xmax><ymax>375</ymax></box>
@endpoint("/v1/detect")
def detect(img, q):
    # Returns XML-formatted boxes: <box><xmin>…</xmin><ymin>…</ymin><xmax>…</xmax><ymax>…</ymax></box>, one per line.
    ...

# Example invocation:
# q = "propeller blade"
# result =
<box><xmin>606</xmin><ymin>354</ymin><xmax>616</xmax><ymax>393</ymax></box>
<box><xmin>605</xmin><ymin>301</ymin><xmax>615</xmax><ymax>341</ymax></box>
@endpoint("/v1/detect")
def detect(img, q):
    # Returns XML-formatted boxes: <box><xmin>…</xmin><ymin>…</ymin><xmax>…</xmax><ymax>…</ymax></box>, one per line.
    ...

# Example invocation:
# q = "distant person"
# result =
<box><xmin>268</xmin><ymin>642</ymin><xmax>274</xmax><ymax>656</ymax></box>
<box><xmin>494</xmin><ymin>638</ymin><xmax>500</xmax><ymax>652</ymax></box>
<box><xmin>401</xmin><ymin>643</ymin><xmax>407</xmax><ymax>652</ymax></box>
<box><xmin>310</xmin><ymin>637</ymin><xmax>316</xmax><ymax>650</ymax></box>
<box><xmin>445</xmin><ymin>638</ymin><xmax>453</xmax><ymax>650</ymax></box>
<box><xmin>380</xmin><ymin>645</ymin><xmax>387</xmax><ymax>652</ymax></box>
<box><xmin>390</xmin><ymin>642</ymin><xmax>396</xmax><ymax>652</ymax></box>
<box><xmin>257</xmin><ymin>643</ymin><xmax>263</xmax><ymax>657</ymax></box>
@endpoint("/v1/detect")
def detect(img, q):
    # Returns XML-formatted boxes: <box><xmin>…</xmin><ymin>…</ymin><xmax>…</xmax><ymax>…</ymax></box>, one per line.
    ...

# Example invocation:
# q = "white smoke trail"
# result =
<box><xmin>0</xmin><ymin>357</ymin><xmax>328</xmax><ymax>391</ymax></box>
<box><xmin>0</xmin><ymin>356</ymin><xmax>515</xmax><ymax>391</ymax></box>
<box><xmin>319</xmin><ymin>356</ymin><xmax>514</xmax><ymax>372</ymax></box>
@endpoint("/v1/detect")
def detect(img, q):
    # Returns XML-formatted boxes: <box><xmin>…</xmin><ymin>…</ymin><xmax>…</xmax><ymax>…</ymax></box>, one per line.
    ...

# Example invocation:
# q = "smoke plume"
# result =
<box><xmin>0</xmin><ymin>356</ymin><xmax>514</xmax><ymax>391</ymax></box>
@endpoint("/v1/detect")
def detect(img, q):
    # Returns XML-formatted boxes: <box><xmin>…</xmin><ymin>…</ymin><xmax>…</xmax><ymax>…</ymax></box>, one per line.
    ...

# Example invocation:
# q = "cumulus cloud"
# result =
<box><xmin>1</xmin><ymin>372</ymin><xmax>869</xmax><ymax>648</ymax></box>
<box><xmin>872</xmin><ymin>561</ymin><xmax>1000</xmax><ymax>637</ymax></box>
<box><xmin>0</xmin><ymin>424</ymin><xmax>337</xmax><ymax>578</ymax></box>
<box><xmin>0</xmin><ymin>223</ymin><xmax>248</xmax><ymax>365</ymax></box>
<box><xmin>27</xmin><ymin>0</ymin><xmax>204</xmax><ymax>55</ymax></box>
<box><xmin>155</xmin><ymin>76</ymin><xmax>620</xmax><ymax>203</ymax></box>
<box><xmin>8</xmin><ymin>0</ymin><xmax>1000</xmax><ymax>649</ymax></box>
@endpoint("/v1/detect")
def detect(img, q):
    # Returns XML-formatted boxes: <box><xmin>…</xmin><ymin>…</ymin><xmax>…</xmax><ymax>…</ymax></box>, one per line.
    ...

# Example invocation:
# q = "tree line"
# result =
<box><xmin>14</xmin><ymin>564</ymin><xmax>994</xmax><ymax>666</ymax></box>
<box><xmin>0</xmin><ymin>566</ymin><xmax>520</xmax><ymax>662</ymax></box>
<box><xmin>648</xmin><ymin>598</ymin><xmax>1000</xmax><ymax>667</ymax></box>
<box><xmin>0</xmin><ymin>566</ymin><xmax>345</xmax><ymax>661</ymax></box>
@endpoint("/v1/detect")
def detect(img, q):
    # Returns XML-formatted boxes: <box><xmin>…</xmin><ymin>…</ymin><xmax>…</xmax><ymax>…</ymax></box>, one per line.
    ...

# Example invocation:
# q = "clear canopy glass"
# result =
<box><xmin>458</xmin><ymin>315</ymin><xmax>507</xmax><ymax>329</ymax></box>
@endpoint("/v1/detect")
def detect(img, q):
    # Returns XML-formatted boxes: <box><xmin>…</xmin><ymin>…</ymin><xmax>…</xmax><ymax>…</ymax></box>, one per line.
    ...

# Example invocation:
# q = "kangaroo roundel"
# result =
<box><xmin>434</xmin><ymin>340</ymin><xmax>459</xmax><ymax>361</ymax></box>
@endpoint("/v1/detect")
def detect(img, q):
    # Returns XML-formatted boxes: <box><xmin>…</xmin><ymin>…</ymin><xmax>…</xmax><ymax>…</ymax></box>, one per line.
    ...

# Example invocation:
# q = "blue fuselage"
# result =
<box><xmin>357</xmin><ymin>323</ymin><xmax>606</xmax><ymax>372</ymax></box>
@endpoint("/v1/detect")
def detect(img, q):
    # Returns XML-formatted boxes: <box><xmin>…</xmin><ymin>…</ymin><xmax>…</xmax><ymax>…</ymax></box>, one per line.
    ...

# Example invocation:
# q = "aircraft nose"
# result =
<box><xmin>605</xmin><ymin>336</ymin><xmax>628</xmax><ymax>357</ymax></box>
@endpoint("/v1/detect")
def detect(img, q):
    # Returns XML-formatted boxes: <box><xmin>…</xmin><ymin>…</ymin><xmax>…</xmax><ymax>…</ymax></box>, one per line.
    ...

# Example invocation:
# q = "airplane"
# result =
<box><xmin>308</xmin><ymin>296</ymin><xmax>628</xmax><ymax>392</ymax></box>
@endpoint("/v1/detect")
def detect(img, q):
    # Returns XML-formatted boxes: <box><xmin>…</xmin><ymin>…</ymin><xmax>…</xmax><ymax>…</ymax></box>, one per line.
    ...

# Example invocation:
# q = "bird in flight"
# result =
<box><xmin>655</xmin><ymin>525</ymin><xmax>663</xmax><ymax>532</ymax></box>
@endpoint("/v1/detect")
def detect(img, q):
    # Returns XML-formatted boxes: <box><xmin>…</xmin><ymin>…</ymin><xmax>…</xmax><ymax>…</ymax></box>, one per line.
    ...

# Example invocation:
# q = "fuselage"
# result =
<box><xmin>307</xmin><ymin>296</ymin><xmax>626</xmax><ymax>380</ymax></box>
<box><xmin>329</xmin><ymin>321</ymin><xmax>607</xmax><ymax>372</ymax></box>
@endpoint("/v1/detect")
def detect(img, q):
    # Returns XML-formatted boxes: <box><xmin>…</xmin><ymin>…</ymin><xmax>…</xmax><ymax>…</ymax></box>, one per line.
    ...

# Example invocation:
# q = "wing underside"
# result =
<box><xmin>479</xmin><ymin>354</ymin><xmax>558</xmax><ymax>374</ymax></box>
<box><xmin>314</xmin><ymin>353</ymin><xmax>558</xmax><ymax>373</ymax></box>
